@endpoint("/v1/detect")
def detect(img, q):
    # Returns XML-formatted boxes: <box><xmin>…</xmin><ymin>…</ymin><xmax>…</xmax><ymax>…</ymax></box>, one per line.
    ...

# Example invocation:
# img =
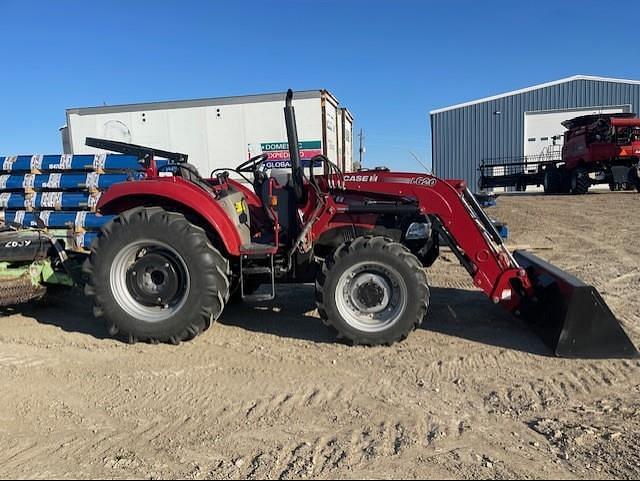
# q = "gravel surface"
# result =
<box><xmin>0</xmin><ymin>191</ymin><xmax>638</xmax><ymax>479</ymax></box>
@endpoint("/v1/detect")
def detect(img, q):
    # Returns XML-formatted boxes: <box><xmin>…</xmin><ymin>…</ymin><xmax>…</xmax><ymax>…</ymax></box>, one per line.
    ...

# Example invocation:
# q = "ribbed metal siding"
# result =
<box><xmin>431</xmin><ymin>79</ymin><xmax>640</xmax><ymax>190</ymax></box>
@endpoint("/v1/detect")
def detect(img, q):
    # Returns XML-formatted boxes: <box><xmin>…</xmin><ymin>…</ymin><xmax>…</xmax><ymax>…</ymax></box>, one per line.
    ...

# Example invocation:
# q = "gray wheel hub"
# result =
<box><xmin>335</xmin><ymin>261</ymin><xmax>408</xmax><ymax>333</ymax></box>
<box><xmin>126</xmin><ymin>252</ymin><xmax>181</xmax><ymax>306</ymax></box>
<box><xmin>111</xmin><ymin>240</ymin><xmax>190</xmax><ymax>323</ymax></box>
<box><xmin>350</xmin><ymin>273</ymin><xmax>391</xmax><ymax>314</ymax></box>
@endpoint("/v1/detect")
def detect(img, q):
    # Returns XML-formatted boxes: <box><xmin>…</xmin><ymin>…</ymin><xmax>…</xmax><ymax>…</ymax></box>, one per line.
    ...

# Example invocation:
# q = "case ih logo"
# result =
<box><xmin>410</xmin><ymin>176</ymin><xmax>437</xmax><ymax>187</ymax></box>
<box><xmin>344</xmin><ymin>174</ymin><xmax>379</xmax><ymax>182</ymax></box>
<box><xmin>344</xmin><ymin>174</ymin><xmax>437</xmax><ymax>186</ymax></box>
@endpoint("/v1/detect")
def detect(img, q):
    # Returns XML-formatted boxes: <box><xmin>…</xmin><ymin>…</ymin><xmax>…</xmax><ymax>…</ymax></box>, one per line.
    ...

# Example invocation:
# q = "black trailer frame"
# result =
<box><xmin>478</xmin><ymin>157</ymin><xmax>557</xmax><ymax>191</ymax></box>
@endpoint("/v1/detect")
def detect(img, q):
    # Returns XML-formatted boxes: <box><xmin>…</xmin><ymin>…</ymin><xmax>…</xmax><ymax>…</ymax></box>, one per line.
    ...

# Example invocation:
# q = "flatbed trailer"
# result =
<box><xmin>478</xmin><ymin>158</ymin><xmax>555</xmax><ymax>192</ymax></box>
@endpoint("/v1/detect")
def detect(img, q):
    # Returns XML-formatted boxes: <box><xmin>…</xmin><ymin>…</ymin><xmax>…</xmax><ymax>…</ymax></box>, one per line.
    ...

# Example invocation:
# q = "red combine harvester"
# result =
<box><xmin>76</xmin><ymin>91</ymin><xmax>636</xmax><ymax>358</ymax></box>
<box><xmin>479</xmin><ymin>113</ymin><xmax>640</xmax><ymax>194</ymax></box>
<box><xmin>547</xmin><ymin>113</ymin><xmax>640</xmax><ymax>193</ymax></box>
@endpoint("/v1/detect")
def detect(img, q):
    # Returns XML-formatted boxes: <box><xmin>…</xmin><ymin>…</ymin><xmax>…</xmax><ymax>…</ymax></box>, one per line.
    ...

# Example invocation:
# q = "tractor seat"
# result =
<box><xmin>176</xmin><ymin>163</ymin><xmax>217</xmax><ymax>196</ymax></box>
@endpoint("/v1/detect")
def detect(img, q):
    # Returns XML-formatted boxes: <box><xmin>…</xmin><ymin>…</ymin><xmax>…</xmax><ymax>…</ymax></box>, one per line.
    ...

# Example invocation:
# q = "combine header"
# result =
<box><xmin>0</xmin><ymin>91</ymin><xmax>637</xmax><ymax>358</ymax></box>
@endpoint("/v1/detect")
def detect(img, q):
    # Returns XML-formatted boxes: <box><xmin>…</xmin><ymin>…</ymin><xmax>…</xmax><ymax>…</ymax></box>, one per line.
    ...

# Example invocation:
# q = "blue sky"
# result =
<box><xmin>1</xmin><ymin>0</ymin><xmax>639</xmax><ymax>171</ymax></box>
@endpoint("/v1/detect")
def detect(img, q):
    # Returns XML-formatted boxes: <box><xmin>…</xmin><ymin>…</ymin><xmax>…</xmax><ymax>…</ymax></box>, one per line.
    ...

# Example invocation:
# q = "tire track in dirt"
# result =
<box><xmin>482</xmin><ymin>358</ymin><xmax>640</xmax><ymax>418</ymax></box>
<box><xmin>0</xmin><ymin>431</ymin><xmax>90</xmax><ymax>476</ymax></box>
<box><xmin>203</xmin><ymin>412</ymin><xmax>471</xmax><ymax>480</ymax></box>
<box><xmin>0</xmin><ymin>353</ymin><xmax>46</xmax><ymax>368</ymax></box>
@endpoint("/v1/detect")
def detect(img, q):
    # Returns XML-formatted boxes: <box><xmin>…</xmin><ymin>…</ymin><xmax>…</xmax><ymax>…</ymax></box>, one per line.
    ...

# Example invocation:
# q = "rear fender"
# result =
<box><xmin>97</xmin><ymin>178</ymin><xmax>243</xmax><ymax>256</ymax></box>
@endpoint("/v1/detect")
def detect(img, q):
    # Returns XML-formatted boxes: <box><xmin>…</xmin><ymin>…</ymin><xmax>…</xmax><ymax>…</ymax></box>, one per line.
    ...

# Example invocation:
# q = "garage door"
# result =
<box><xmin>524</xmin><ymin>105</ymin><xmax>630</xmax><ymax>159</ymax></box>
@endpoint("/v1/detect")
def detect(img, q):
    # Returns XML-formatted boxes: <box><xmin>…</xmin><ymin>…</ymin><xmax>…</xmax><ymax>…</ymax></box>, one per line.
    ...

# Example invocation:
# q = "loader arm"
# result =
<box><xmin>335</xmin><ymin>173</ymin><xmax>530</xmax><ymax>308</ymax></box>
<box><xmin>333</xmin><ymin>172</ymin><xmax>638</xmax><ymax>358</ymax></box>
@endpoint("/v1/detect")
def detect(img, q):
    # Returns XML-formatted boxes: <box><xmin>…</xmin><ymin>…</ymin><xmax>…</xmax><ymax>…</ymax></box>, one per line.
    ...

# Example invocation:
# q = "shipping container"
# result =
<box><xmin>341</xmin><ymin>108</ymin><xmax>354</xmax><ymax>171</ymax></box>
<box><xmin>64</xmin><ymin>90</ymin><xmax>354</xmax><ymax>179</ymax></box>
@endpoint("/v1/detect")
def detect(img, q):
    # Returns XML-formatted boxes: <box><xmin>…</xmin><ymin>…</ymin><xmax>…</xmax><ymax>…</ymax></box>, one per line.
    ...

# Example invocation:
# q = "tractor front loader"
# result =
<box><xmin>1</xmin><ymin>90</ymin><xmax>637</xmax><ymax>358</ymax></box>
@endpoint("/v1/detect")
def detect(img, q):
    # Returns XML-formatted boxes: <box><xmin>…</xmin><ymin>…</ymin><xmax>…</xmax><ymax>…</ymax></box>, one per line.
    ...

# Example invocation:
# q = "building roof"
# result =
<box><xmin>429</xmin><ymin>75</ymin><xmax>640</xmax><ymax>115</ymax></box>
<box><xmin>67</xmin><ymin>89</ymin><xmax>337</xmax><ymax>116</ymax></box>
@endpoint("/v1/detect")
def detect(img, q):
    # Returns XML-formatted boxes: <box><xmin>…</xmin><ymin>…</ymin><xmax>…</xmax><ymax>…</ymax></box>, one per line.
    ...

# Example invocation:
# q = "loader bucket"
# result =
<box><xmin>513</xmin><ymin>250</ymin><xmax>639</xmax><ymax>359</ymax></box>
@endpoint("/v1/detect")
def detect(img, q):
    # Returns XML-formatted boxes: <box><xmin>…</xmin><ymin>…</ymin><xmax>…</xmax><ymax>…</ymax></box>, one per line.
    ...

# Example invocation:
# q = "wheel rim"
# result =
<box><xmin>110</xmin><ymin>240</ymin><xmax>190</xmax><ymax>323</ymax></box>
<box><xmin>335</xmin><ymin>261</ymin><xmax>408</xmax><ymax>333</ymax></box>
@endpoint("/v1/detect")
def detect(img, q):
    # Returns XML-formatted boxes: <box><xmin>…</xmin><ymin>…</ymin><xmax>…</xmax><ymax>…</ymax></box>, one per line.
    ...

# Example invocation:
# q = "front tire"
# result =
<box><xmin>631</xmin><ymin>166</ymin><xmax>640</xmax><ymax>193</ymax></box>
<box><xmin>84</xmin><ymin>207</ymin><xmax>230</xmax><ymax>344</ymax></box>
<box><xmin>570</xmin><ymin>168</ymin><xmax>590</xmax><ymax>194</ymax></box>
<box><xmin>316</xmin><ymin>236</ymin><xmax>429</xmax><ymax>345</ymax></box>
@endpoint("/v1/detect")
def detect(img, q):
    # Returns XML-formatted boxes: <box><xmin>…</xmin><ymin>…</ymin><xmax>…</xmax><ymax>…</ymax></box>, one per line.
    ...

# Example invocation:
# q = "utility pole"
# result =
<box><xmin>358</xmin><ymin>129</ymin><xmax>365</xmax><ymax>168</ymax></box>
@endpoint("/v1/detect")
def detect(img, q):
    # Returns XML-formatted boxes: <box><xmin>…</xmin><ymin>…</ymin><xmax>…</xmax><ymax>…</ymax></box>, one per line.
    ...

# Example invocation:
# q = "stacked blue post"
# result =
<box><xmin>0</xmin><ymin>152</ymin><xmax>149</xmax><ymax>251</ymax></box>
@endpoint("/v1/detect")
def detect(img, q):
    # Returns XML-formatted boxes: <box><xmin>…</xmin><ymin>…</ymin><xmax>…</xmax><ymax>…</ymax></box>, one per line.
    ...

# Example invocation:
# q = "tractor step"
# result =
<box><xmin>242</xmin><ymin>292</ymin><xmax>277</xmax><ymax>302</ymax></box>
<box><xmin>240</xmin><ymin>243</ymin><xmax>278</xmax><ymax>256</ymax></box>
<box><xmin>240</xmin><ymin>253</ymin><xmax>275</xmax><ymax>302</ymax></box>
<box><xmin>242</xmin><ymin>266</ymin><xmax>272</xmax><ymax>275</ymax></box>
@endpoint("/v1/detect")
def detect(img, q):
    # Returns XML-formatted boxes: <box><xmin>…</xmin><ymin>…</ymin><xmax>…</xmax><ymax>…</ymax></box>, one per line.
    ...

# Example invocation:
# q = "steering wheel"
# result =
<box><xmin>236</xmin><ymin>153</ymin><xmax>270</xmax><ymax>173</ymax></box>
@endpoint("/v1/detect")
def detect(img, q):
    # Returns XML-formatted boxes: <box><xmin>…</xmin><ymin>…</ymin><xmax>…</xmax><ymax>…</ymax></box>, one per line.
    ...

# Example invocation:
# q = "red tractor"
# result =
<box><xmin>544</xmin><ymin>113</ymin><xmax>640</xmax><ymax>194</ymax></box>
<box><xmin>81</xmin><ymin>91</ymin><xmax>637</xmax><ymax>358</ymax></box>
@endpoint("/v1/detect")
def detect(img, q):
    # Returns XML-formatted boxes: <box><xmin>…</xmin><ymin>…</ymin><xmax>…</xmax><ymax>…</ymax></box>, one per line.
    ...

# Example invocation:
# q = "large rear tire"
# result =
<box><xmin>316</xmin><ymin>236</ymin><xmax>429</xmax><ymax>345</ymax></box>
<box><xmin>84</xmin><ymin>207</ymin><xmax>230</xmax><ymax>344</ymax></box>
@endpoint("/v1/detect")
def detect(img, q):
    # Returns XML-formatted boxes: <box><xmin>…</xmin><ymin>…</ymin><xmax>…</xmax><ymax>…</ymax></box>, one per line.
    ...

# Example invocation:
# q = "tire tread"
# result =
<box><xmin>316</xmin><ymin>235</ymin><xmax>429</xmax><ymax>345</ymax></box>
<box><xmin>83</xmin><ymin>207</ymin><xmax>230</xmax><ymax>344</ymax></box>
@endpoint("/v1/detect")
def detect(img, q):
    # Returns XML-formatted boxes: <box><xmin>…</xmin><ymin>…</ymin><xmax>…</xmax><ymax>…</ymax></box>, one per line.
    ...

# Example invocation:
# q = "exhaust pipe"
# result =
<box><xmin>514</xmin><ymin>250</ymin><xmax>639</xmax><ymax>358</ymax></box>
<box><xmin>284</xmin><ymin>89</ymin><xmax>305</xmax><ymax>202</ymax></box>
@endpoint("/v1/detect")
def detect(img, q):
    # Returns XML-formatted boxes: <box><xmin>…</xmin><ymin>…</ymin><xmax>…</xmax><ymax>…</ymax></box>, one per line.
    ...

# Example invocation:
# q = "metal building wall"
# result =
<box><xmin>430</xmin><ymin>78</ymin><xmax>640</xmax><ymax>190</ymax></box>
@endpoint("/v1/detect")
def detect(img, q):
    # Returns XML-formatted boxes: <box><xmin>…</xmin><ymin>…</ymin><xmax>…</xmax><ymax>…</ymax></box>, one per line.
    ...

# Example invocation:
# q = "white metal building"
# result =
<box><xmin>63</xmin><ymin>90</ymin><xmax>354</xmax><ymax>177</ymax></box>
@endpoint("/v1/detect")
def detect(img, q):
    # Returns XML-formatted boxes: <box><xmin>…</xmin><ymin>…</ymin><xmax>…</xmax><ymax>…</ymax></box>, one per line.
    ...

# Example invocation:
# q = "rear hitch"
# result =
<box><xmin>514</xmin><ymin>250</ymin><xmax>639</xmax><ymax>359</ymax></box>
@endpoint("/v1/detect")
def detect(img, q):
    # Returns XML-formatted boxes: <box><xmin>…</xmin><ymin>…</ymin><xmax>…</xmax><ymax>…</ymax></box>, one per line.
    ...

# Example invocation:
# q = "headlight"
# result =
<box><xmin>405</xmin><ymin>222</ymin><xmax>430</xmax><ymax>240</ymax></box>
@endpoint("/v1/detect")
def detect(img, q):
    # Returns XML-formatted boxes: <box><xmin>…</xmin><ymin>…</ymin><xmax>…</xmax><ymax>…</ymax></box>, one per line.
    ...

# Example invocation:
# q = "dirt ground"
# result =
<box><xmin>0</xmin><ymin>192</ymin><xmax>639</xmax><ymax>480</ymax></box>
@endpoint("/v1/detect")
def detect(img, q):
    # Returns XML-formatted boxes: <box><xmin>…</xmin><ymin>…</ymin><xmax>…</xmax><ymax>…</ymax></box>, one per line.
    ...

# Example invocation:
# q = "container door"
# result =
<box><xmin>341</xmin><ymin>108</ymin><xmax>354</xmax><ymax>172</ymax></box>
<box><xmin>322</xmin><ymin>94</ymin><xmax>339</xmax><ymax>170</ymax></box>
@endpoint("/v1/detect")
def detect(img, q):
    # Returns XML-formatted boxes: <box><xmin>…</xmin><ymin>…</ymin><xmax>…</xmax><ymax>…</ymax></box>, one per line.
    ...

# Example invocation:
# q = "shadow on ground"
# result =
<box><xmin>221</xmin><ymin>284</ymin><xmax>336</xmax><ymax>344</ymax></box>
<box><xmin>0</xmin><ymin>288</ymin><xmax>110</xmax><ymax>339</ymax></box>
<box><xmin>1</xmin><ymin>283</ymin><xmax>553</xmax><ymax>356</ymax></box>
<box><xmin>223</xmin><ymin>284</ymin><xmax>553</xmax><ymax>356</ymax></box>
<box><xmin>426</xmin><ymin>286</ymin><xmax>551</xmax><ymax>356</ymax></box>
